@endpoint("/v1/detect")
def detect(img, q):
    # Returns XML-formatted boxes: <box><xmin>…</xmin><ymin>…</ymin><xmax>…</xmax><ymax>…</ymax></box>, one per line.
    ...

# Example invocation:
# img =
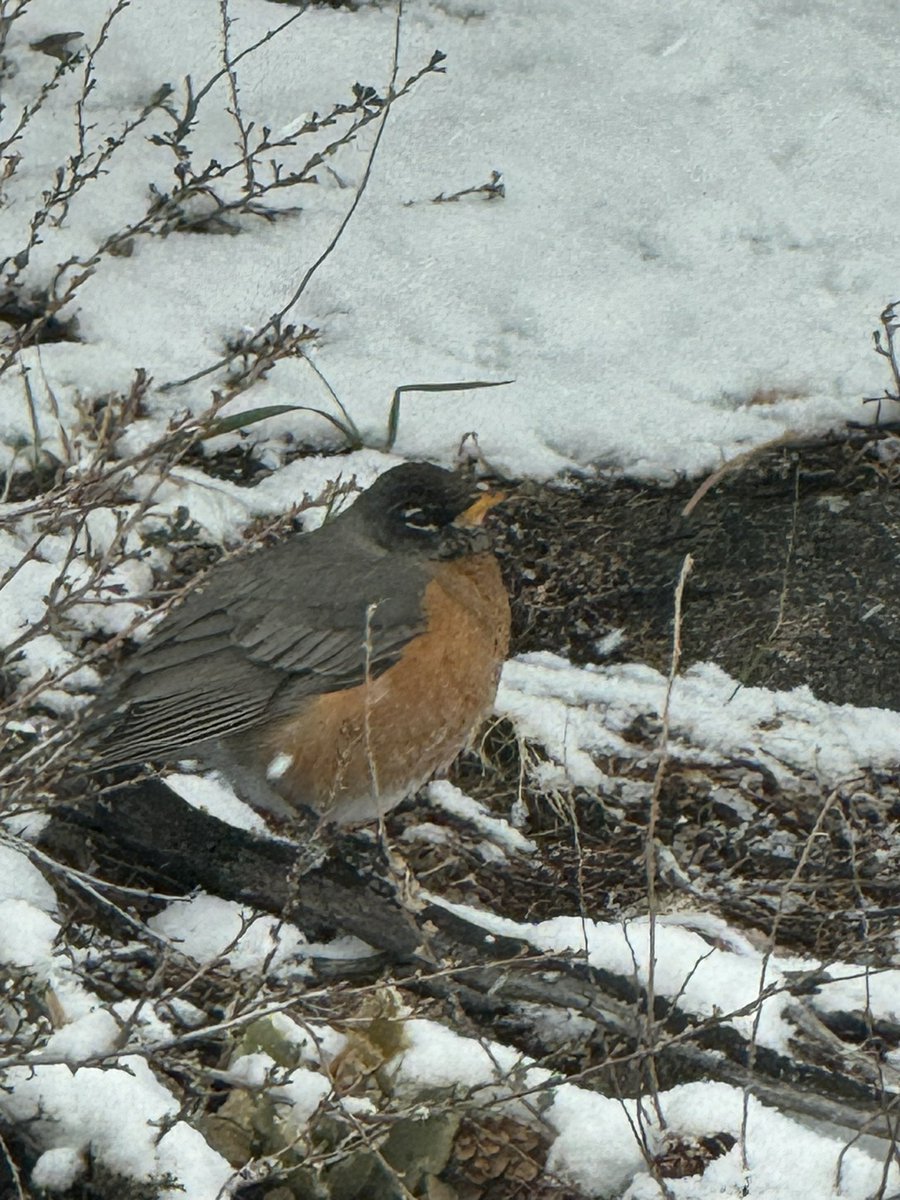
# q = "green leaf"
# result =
<box><xmin>385</xmin><ymin>378</ymin><xmax>514</xmax><ymax>449</ymax></box>
<box><xmin>201</xmin><ymin>404</ymin><xmax>358</xmax><ymax>445</ymax></box>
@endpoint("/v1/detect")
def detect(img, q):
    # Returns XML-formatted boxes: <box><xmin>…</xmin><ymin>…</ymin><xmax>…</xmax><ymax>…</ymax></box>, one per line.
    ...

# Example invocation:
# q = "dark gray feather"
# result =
<box><xmin>86</xmin><ymin>512</ymin><xmax>430</xmax><ymax>766</ymax></box>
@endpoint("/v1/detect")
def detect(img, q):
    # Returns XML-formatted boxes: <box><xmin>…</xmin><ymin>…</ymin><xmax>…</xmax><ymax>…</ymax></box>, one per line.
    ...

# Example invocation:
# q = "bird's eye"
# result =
<box><xmin>401</xmin><ymin>505</ymin><xmax>440</xmax><ymax>532</ymax></box>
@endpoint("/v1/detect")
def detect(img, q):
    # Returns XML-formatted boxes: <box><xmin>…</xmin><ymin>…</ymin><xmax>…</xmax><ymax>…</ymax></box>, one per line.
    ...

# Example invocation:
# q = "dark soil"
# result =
<box><xmin>492</xmin><ymin>437</ymin><xmax>900</xmax><ymax>710</ymax></box>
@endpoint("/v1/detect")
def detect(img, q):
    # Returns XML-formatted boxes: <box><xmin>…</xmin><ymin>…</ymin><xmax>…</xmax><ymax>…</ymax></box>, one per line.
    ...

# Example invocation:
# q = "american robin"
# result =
<box><xmin>83</xmin><ymin>462</ymin><xmax>511</xmax><ymax>827</ymax></box>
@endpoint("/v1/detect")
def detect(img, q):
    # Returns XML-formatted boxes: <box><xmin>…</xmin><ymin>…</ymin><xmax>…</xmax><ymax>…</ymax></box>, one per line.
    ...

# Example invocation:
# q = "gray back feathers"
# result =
<box><xmin>85</xmin><ymin>511</ymin><xmax>430</xmax><ymax>767</ymax></box>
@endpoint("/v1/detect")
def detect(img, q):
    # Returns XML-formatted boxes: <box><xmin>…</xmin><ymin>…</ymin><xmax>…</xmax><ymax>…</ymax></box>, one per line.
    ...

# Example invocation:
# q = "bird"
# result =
<box><xmin>82</xmin><ymin>462</ymin><xmax>511</xmax><ymax>828</ymax></box>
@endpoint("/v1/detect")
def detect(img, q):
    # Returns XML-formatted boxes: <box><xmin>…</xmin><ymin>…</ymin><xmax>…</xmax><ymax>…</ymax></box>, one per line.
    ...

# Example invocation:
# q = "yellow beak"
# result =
<box><xmin>459</xmin><ymin>489</ymin><xmax>507</xmax><ymax>527</ymax></box>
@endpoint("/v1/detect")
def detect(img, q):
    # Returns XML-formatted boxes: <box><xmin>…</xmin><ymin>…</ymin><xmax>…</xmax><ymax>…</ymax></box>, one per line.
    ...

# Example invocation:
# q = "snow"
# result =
<box><xmin>426</xmin><ymin>779</ymin><xmax>535</xmax><ymax>855</ymax></box>
<box><xmin>154</xmin><ymin>1124</ymin><xmax>234</xmax><ymax>1200</ymax></box>
<box><xmin>3</xmin><ymin>2</ymin><xmax>900</xmax><ymax>1197</ymax></box>
<box><xmin>221</xmin><ymin>1052</ymin><xmax>335</xmax><ymax>1136</ymax></box>
<box><xmin>427</xmin><ymin>899</ymin><xmax>802</xmax><ymax>1052</ymax></box>
<box><xmin>807</xmin><ymin>963</ymin><xmax>900</xmax><ymax>1024</ymax></box>
<box><xmin>630</xmin><ymin>1081</ymin><xmax>899</xmax><ymax>1200</ymax></box>
<box><xmin>0</xmin><ymin>898</ymin><xmax>60</xmax><ymax>970</ymax></box>
<box><xmin>499</xmin><ymin>652</ymin><xmax>900</xmax><ymax>788</ymax></box>
<box><xmin>43</xmin><ymin>1008</ymin><xmax>121</xmax><ymax>1065</ymax></box>
<box><xmin>225</xmin><ymin>1052</ymin><xmax>281</xmax><ymax>1089</ymax></box>
<box><xmin>1</xmin><ymin>1</ymin><xmax>898</xmax><ymax>487</ymax></box>
<box><xmin>400</xmin><ymin>820</ymin><xmax>453</xmax><ymax>847</ymax></box>
<box><xmin>165</xmin><ymin>770</ymin><xmax>272</xmax><ymax>835</ymax></box>
<box><xmin>268</xmin><ymin>1014</ymin><xmax>347</xmax><ymax>1067</ymax></box>
<box><xmin>391</xmin><ymin>1023</ymin><xmax>900</xmax><ymax>1200</ymax></box>
<box><xmin>30</xmin><ymin>1147</ymin><xmax>85</xmax><ymax>1193</ymax></box>
<box><xmin>546</xmin><ymin>1085</ymin><xmax>647</xmax><ymax>1199</ymax></box>
<box><xmin>0</xmin><ymin>843</ymin><xmax>58</xmax><ymax>911</ymax></box>
<box><xmin>1</xmin><ymin>1055</ymin><xmax>229</xmax><ymax>1188</ymax></box>
<box><xmin>272</xmin><ymin>1067</ymin><xmax>333</xmax><ymax>1127</ymax></box>
<box><xmin>147</xmin><ymin>892</ymin><xmax>309</xmax><ymax>975</ymax></box>
<box><xmin>392</xmin><ymin>1018</ymin><xmax>543</xmax><ymax>1093</ymax></box>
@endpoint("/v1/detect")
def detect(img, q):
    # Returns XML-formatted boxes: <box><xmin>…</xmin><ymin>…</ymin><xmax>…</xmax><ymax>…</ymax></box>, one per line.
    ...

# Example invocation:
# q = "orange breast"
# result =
<box><xmin>257</xmin><ymin>553</ymin><xmax>510</xmax><ymax>825</ymax></box>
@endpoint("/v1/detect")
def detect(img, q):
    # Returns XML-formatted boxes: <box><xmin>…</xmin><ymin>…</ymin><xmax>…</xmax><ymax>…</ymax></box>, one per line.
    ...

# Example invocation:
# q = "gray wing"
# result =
<box><xmin>86</xmin><ymin>522</ymin><xmax>428</xmax><ymax>767</ymax></box>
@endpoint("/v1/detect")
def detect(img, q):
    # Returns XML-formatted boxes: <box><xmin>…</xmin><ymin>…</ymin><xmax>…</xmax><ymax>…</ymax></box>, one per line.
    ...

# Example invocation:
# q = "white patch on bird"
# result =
<box><xmin>402</xmin><ymin>506</ymin><xmax>439</xmax><ymax>532</ymax></box>
<box><xmin>266</xmin><ymin>752</ymin><xmax>294</xmax><ymax>780</ymax></box>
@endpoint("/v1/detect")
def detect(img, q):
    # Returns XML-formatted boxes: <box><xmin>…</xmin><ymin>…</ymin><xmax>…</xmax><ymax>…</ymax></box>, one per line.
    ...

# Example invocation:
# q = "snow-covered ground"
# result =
<box><xmin>2</xmin><ymin>0</ymin><xmax>899</xmax><ymax>482</ymax></box>
<box><xmin>2</xmin><ymin>2</ymin><xmax>899</xmax><ymax>1197</ymax></box>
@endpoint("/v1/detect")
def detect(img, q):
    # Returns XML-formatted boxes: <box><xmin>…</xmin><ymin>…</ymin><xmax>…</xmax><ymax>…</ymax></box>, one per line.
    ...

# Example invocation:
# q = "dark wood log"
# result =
<box><xmin>38</xmin><ymin>778</ymin><xmax>898</xmax><ymax>1143</ymax></box>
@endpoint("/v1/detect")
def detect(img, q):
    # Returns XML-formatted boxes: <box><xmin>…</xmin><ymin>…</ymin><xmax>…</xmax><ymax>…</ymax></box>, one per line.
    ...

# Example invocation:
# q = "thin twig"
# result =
<box><xmin>643</xmin><ymin>554</ymin><xmax>693</xmax><ymax>1135</ymax></box>
<box><xmin>218</xmin><ymin>0</ymin><xmax>256</xmax><ymax>194</ymax></box>
<box><xmin>0</xmin><ymin>1130</ymin><xmax>25</xmax><ymax>1200</ymax></box>
<box><xmin>162</xmin><ymin>2</ymin><xmax>443</xmax><ymax>394</ymax></box>
<box><xmin>739</xmin><ymin>783</ymin><xmax>845</xmax><ymax>1168</ymax></box>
